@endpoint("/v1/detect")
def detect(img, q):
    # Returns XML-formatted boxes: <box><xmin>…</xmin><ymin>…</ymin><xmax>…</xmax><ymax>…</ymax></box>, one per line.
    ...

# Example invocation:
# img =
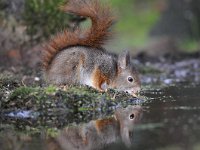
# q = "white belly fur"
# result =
<box><xmin>79</xmin><ymin>67</ymin><xmax>93</xmax><ymax>87</ymax></box>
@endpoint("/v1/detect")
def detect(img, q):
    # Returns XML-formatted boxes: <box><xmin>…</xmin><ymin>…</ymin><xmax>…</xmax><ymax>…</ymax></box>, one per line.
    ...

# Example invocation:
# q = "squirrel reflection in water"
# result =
<box><xmin>47</xmin><ymin>105</ymin><xmax>143</xmax><ymax>150</ymax></box>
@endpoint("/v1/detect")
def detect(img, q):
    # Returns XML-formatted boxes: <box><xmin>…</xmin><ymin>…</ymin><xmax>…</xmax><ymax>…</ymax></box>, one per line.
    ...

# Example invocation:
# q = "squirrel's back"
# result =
<box><xmin>42</xmin><ymin>0</ymin><xmax>115</xmax><ymax>70</ymax></box>
<box><xmin>45</xmin><ymin>46</ymin><xmax>117</xmax><ymax>86</ymax></box>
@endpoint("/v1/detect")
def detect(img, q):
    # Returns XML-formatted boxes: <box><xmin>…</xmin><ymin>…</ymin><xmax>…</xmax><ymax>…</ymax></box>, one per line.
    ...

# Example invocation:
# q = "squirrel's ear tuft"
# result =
<box><xmin>118</xmin><ymin>50</ymin><xmax>130</xmax><ymax>69</ymax></box>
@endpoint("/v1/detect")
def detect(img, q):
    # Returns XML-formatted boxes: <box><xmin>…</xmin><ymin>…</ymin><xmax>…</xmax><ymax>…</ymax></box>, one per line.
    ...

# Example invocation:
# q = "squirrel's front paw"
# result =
<box><xmin>58</xmin><ymin>85</ymin><xmax>68</xmax><ymax>91</ymax></box>
<box><xmin>100</xmin><ymin>82</ymin><xmax>108</xmax><ymax>92</ymax></box>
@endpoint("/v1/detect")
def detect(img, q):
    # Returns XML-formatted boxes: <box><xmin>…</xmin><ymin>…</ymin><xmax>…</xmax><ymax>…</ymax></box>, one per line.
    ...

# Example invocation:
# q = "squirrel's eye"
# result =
<box><xmin>129</xmin><ymin>114</ymin><xmax>135</xmax><ymax>120</ymax></box>
<box><xmin>128</xmin><ymin>76</ymin><xmax>133</xmax><ymax>82</ymax></box>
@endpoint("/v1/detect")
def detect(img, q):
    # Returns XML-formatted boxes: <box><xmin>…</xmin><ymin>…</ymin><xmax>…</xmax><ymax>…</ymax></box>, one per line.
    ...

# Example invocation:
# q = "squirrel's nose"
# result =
<box><xmin>131</xmin><ymin>92</ymin><xmax>138</xmax><ymax>98</ymax></box>
<box><xmin>131</xmin><ymin>87</ymin><xmax>140</xmax><ymax>97</ymax></box>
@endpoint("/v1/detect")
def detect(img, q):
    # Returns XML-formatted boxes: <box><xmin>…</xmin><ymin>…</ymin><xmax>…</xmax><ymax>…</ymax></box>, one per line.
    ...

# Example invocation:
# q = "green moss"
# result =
<box><xmin>44</xmin><ymin>85</ymin><xmax>57</xmax><ymax>94</ymax></box>
<box><xmin>9</xmin><ymin>87</ymin><xmax>36</xmax><ymax>100</ymax></box>
<box><xmin>2</xmin><ymin>83</ymin><xmax>134</xmax><ymax>113</ymax></box>
<box><xmin>46</xmin><ymin>128</ymin><xmax>59</xmax><ymax>137</ymax></box>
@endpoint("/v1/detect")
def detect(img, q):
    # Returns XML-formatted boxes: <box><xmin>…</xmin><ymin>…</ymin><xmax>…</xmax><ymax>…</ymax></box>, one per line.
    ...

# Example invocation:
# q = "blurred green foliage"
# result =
<box><xmin>23</xmin><ymin>0</ymin><xmax>69</xmax><ymax>41</ymax></box>
<box><xmin>110</xmin><ymin>0</ymin><xmax>160</xmax><ymax>49</ymax></box>
<box><xmin>2</xmin><ymin>0</ymin><xmax>199</xmax><ymax>52</ymax></box>
<box><xmin>23</xmin><ymin>0</ymin><xmax>159</xmax><ymax>47</ymax></box>
<box><xmin>179</xmin><ymin>39</ymin><xmax>200</xmax><ymax>52</ymax></box>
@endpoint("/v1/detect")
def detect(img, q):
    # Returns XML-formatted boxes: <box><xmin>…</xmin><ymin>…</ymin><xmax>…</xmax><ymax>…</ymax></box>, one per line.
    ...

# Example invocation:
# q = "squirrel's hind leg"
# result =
<box><xmin>46</xmin><ymin>50</ymin><xmax>85</xmax><ymax>86</ymax></box>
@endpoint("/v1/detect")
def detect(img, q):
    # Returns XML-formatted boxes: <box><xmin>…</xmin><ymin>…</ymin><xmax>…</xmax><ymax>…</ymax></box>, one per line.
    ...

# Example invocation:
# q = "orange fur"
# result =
<box><xmin>95</xmin><ymin>118</ymin><xmax>115</xmax><ymax>133</ymax></box>
<box><xmin>91</xmin><ymin>66</ymin><xmax>110</xmax><ymax>91</ymax></box>
<box><xmin>42</xmin><ymin>0</ymin><xmax>115</xmax><ymax>70</ymax></box>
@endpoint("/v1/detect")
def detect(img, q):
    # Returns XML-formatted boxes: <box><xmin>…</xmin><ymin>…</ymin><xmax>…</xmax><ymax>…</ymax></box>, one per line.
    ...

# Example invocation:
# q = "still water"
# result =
<box><xmin>133</xmin><ymin>83</ymin><xmax>200</xmax><ymax>150</ymax></box>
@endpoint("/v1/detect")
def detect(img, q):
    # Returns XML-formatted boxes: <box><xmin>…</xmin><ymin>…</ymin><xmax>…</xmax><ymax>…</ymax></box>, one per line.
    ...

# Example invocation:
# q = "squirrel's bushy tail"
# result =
<box><xmin>43</xmin><ymin>0</ymin><xmax>115</xmax><ymax>70</ymax></box>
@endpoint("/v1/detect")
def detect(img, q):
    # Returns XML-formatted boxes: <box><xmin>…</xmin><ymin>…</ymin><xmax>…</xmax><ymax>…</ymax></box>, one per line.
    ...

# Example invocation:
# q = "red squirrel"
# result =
<box><xmin>42</xmin><ymin>0</ymin><xmax>141</xmax><ymax>96</ymax></box>
<box><xmin>47</xmin><ymin>105</ymin><xmax>143</xmax><ymax>150</ymax></box>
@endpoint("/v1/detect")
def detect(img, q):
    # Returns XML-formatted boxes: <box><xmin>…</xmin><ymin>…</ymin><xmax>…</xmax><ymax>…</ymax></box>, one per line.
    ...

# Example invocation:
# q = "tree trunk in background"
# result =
<box><xmin>150</xmin><ymin>0</ymin><xmax>200</xmax><ymax>40</ymax></box>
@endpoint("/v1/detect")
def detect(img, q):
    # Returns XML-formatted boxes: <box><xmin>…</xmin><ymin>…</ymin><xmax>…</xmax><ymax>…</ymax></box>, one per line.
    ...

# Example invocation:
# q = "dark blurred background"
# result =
<box><xmin>0</xmin><ymin>0</ymin><xmax>200</xmax><ymax>67</ymax></box>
